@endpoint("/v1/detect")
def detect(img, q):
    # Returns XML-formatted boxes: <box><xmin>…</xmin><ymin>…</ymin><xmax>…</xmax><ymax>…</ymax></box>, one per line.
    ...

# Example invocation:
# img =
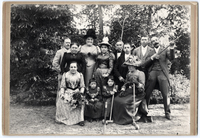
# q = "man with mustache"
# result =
<box><xmin>141</xmin><ymin>36</ymin><xmax>175</xmax><ymax>120</ymax></box>
<box><xmin>52</xmin><ymin>38</ymin><xmax>71</xmax><ymax>93</ymax></box>
<box><xmin>132</xmin><ymin>34</ymin><xmax>154</xmax><ymax>80</ymax></box>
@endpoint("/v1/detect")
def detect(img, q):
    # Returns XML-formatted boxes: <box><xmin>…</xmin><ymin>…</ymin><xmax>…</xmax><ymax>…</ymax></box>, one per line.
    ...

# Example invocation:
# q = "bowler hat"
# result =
<box><xmin>84</xmin><ymin>29</ymin><xmax>97</xmax><ymax>39</ymax></box>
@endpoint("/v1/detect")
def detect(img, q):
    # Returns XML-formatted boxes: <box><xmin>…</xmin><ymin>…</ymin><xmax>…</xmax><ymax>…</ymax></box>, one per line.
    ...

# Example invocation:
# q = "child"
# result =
<box><xmin>84</xmin><ymin>78</ymin><xmax>103</xmax><ymax>122</ymax></box>
<box><xmin>102</xmin><ymin>76</ymin><xmax>118</xmax><ymax>118</ymax></box>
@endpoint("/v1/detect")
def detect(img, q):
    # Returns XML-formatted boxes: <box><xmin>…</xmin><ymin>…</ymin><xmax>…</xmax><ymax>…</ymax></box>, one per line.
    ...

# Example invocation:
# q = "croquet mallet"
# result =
<box><xmin>106</xmin><ymin>85</ymin><xmax>118</xmax><ymax>124</ymax></box>
<box><xmin>103</xmin><ymin>101</ymin><xmax>108</xmax><ymax>134</ymax></box>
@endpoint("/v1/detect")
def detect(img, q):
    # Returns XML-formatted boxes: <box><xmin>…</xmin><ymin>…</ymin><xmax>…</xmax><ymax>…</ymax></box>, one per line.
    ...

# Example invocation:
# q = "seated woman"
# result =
<box><xmin>113</xmin><ymin>55</ymin><xmax>148</xmax><ymax>125</ymax></box>
<box><xmin>93</xmin><ymin>37</ymin><xmax>115</xmax><ymax>90</ymax></box>
<box><xmin>84</xmin><ymin>78</ymin><xmax>103</xmax><ymax>122</ymax></box>
<box><xmin>56</xmin><ymin>61</ymin><xmax>85</xmax><ymax>126</ymax></box>
<box><xmin>60</xmin><ymin>42</ymin><xmax>86</xmax><ymax>76</ymax></box>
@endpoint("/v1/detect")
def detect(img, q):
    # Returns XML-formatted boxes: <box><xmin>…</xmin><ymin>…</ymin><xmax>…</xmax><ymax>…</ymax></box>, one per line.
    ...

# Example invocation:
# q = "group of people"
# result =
<box><xmin>52</xmin><ymin>29</ymin><xmax>175</xmax><ymax>126</ymax></box>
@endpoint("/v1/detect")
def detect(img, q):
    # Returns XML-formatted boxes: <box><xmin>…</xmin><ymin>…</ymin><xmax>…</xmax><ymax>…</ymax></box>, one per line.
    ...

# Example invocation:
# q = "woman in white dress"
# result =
<box><xmin>80</xmin><ymin>29</ymin><xmax>101</xmax><ymax>87</ymax></box>
<box><xmin>56</xmin><ymin>61</ymin><xmax>85</xmax><ymax>126</ymax></box>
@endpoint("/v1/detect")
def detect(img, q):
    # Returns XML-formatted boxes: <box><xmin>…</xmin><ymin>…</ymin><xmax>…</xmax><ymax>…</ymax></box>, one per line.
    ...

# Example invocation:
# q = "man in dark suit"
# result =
<box><xmin>112</xmin><ymin>40</ymin><xmax>125</xmax><ymax>60</ymax></box>
<box><xmin>114</xmin><ymin>43</ymin><xmax>132</xmax><ymax>91</ymax></box>
<box><xmin>132</xmin><ymin>35</ymin><xmax>154</xmax><ymax>80</ymax></box>
<box><xmin>140</xmin><ymin>36</ymin><xmax>175</xmax><ymax>120</ymax></box>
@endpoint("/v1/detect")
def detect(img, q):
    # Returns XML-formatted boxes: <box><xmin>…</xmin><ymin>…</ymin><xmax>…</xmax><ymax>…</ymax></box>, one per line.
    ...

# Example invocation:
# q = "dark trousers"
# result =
<box><xmin>145</xmin><ymin>70</ymin><xmax>171</xmax><ymax>113</ymax></box>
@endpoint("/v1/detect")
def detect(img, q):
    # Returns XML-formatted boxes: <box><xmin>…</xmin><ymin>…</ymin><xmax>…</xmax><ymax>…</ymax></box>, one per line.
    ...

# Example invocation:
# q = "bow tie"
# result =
<box><xmin>117</xmin><ymin>51</ymin><xmax>121</xmax><ymax>53</ymax></box>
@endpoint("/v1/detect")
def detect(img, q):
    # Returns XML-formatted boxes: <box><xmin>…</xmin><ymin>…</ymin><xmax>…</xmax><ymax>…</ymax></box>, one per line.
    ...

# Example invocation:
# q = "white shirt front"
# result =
<box><xmin>141</xmin><ymin>46</ymin><xmax>148</xmax><ymax>56</ymax></box>
<box><xmin>117</xmin><ymin>53</ymin><xmax>121</xmax><ymax>59</ymax></box>
<box><xmin>154</xmin><ymin>46</ymin><xmax>160</xmax><ymax>53</ymax></box>
<box><xmin>125</xmin><ymin>53</ymin><xmax>130</xmax><ymax>61</ymax></box>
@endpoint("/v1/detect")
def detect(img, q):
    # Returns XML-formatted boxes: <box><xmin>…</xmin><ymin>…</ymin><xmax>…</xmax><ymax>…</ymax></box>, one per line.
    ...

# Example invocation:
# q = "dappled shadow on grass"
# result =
<box><xmin>9</xmin><ymin>104</ymin><xmax>190</xmax><ymax>135</ymax></box>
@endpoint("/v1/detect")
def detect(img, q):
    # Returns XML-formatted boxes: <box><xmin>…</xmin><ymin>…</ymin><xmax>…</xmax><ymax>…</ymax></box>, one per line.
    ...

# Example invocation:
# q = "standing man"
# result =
<box><xmin>114</xmin><ymin>43</ymin><xmax>132</xmax><ymax>90</ymax></box>
<box><xmin>132</xmin><ymin>34</ymin><xmax>154</xmax><ymax>79</ymax></box>
<box><xmin>113</xmin><ymin>39</ymin><xmax>125</xmax><ymax>60</ymax></box>
<box><xmin>52</xmin><ymin>37</ymin><xmax>71</xmax><ymax>92</ymax></box>
<box><xmin>141</xmin><ymin>36</ymin><xmax>175</xmax><ymax>120</ymax></box>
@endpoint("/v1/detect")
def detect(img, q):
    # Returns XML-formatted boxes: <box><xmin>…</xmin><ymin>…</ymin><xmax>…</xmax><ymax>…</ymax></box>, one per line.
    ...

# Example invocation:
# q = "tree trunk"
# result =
<box><xmin>120</xmin><ymin>16</ymin><xmax>127</xmax><ymax>41</ymax></box>
<box><xmin>147</xmin><ymin>5</ymin><xmax>153</xmax><ymax>35</ymax></box>
<box><xmin>98</xmin><ymin>5</ymin><xmax>103</xmax><ymax>41</ymax></box>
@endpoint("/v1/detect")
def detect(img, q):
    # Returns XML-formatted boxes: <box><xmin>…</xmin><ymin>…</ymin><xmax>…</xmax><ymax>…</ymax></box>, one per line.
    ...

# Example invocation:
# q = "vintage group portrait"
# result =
<box><xmin>2</xmin><ymin>1</ymin><xmax>198</xmax><ymax>136</ymax></box>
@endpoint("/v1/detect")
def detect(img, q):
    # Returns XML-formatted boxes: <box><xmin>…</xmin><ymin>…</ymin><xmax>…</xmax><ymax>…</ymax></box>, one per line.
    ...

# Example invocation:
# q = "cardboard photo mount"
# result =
<box><xmin>2</xmin><ymin>1</ymin><xmax>198</xmax><ymax>136</ymax></box>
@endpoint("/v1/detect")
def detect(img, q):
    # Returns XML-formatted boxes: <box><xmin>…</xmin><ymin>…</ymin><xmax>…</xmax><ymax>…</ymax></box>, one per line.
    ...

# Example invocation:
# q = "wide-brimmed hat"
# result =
<box><xmin>123</xmin><ymin>55</ymin><xmax>141</xmax><ymax>66</ymax></box>
<box><xmin>99</xmin><ymin>37</ymin><xmax>112</xmax><ymax>48</ymax></box>
<box><xmin>84</xmin><ymin>29</ymin><xmax>97</xmax><ymax>39</ymax></box>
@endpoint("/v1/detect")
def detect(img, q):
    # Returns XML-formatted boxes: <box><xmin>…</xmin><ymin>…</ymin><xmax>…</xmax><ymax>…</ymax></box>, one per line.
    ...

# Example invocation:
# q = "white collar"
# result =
<box><xmin>142</xmin><ymin>46</ymin><xmax>148</xmax><ymax>49</ymax></box>
<box><xmin>154</xmin><ymin>46</ymin><xmax>160</xmax><ymax>53</ymax></box>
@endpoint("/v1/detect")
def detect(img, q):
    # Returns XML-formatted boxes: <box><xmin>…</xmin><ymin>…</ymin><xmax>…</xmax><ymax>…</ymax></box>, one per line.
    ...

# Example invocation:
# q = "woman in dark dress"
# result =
<box><xmin>93</xmin><ymin>37</ymin><xmax>115</xmax><ymax>90</ymax></box>
<box><xmin>60</xmin><ymin>42</ymin><xmax>86</xmax><ymax>76</ymax></box>
<box><xmin>113</xmin><ymin>55</ymin><xmax>148</xmax><ymax>125</ymax></box>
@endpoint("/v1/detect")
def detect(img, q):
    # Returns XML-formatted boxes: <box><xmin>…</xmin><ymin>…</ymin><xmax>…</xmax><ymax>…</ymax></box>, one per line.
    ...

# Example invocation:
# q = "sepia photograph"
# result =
<box><xmin>2</xmin><ymin>1</ymin><xmax>198</xmax><ymax>136</ymax></box>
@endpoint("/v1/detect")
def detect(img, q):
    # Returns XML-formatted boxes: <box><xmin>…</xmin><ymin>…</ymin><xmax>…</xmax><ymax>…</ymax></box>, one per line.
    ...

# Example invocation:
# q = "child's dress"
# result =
<box><xmin>84</xmin><ymin>87</ymin><xmax>103</xmax><ymax>119</ymax></box>
<box><xmin>101</xmin><ymin>85</ymin><xmax>118</xmax><ymax>118</ymax></box>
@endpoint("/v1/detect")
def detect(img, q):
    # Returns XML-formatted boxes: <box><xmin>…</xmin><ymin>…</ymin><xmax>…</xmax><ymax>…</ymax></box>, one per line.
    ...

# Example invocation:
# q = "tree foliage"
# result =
<box><xmin>10</xmin><ymin>4</ymin><xmax>75</xmax><ymax>104</ymax></box>
<box><xmin>109</xmin><ymin>5</ymin><xmax>190</xmax><ymax>78</ymax></box>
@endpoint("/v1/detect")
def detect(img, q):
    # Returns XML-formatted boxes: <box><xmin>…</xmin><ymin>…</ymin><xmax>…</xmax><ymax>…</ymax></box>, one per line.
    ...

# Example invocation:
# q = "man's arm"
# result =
<box><xmin>60</xmin><ymin>53</ymin><xmax>67</xmax><ymax>74</ymax></box>
<box><xmin>166</xmin><ymin>43</ymin><xmax>175</xmax><ymax>60</ymax></box>
<box><xmin>52</xmin><ymin>51</ymin><xmax>61</xmax><ymax>73</ymax></box>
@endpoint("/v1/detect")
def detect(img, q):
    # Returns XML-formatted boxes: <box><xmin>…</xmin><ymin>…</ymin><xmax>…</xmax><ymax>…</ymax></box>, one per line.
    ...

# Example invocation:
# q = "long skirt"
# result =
<box><xmin>56</xmin><ymin>89</ymin><xmax>84</xmax><ymax>125</ymax></box>
<box><xmin>113</xmin><ymin>88</ymin><xmax>146</xmax><ymax>125</ymax></box>
<box><xmin>94</xmin><ymin>68</ymin><xmax>109</xmax><ymax>89</ymax></box>
<box><xmin>85</xmin><ymin>63</ymin><xmax>96</xmax><ymax>87</ymax></box>
<box><xmin>84</xmin><ymin>101</ymin><xmax>103</xmax><ymax>119</ymax></box>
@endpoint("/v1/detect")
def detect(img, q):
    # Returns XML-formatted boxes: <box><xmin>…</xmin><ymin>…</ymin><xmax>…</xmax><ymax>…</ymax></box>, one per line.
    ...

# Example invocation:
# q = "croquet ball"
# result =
<box><xmin>135</xmin><ymin>125</ymin><xmax>139</xmax><ymax>130</ymax></box>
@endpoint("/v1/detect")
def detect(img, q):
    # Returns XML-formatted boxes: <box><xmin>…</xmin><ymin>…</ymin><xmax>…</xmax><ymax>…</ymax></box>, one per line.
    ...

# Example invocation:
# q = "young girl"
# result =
<box><xmin>84</xmin><ymin>78</ymin><xmax>103</xmax><ymax>122</ymax></box>
<box><xmin>102</xmin><ymin>76</ymin><xmax>118</xmax><ymax>118</ymax></box>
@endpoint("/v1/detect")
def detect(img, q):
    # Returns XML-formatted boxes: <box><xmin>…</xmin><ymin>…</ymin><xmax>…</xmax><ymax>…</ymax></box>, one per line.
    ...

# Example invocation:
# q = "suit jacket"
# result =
<box><xmin>132</xmin><ymin>46</ymin><xmax>154</xmax><ymax>78</ymax></box>
<box><xmin>60</xmin><ymin>52</ymin><xmax>86</xmax><ymax>75</ymax></box>
<box><xmin>132</xmin><ymin>46</ymin><xmax>154</xmax><ymax>62</ymax></box>
<box><xmin>113</xmin><ymin>49</ymin><xmax>125</xmax><ymax>61</ymax></box>
<box><xmin>141</xmin><ymin>46</ymin><xmax>175</xmax><ymax>84</ymax></box>
<box><xmin>113</xmin><ymin>51</ymin><xmax>128</xmax><ymax>79</ymax></box>
<box><xmin>52</xmin><ymin>48</ymin><xmax>70</xmax><ymax>73</ymax></box>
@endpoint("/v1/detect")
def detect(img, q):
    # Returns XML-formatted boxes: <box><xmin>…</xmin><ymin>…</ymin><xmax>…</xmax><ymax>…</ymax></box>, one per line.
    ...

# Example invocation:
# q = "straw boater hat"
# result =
<box><xmin>99</xmin><ymin>37</ymin><xmax>112</xmax><ymax>48</ymax></box>
<box><xmin>122</xmin><ymin>55</ymin><xmax>141</xmax><ymax>67</ymax></box>
<box><xmin>84</xmin><ymin>29</ymin><xmax>97</xmax><ymax>39</ymax></box>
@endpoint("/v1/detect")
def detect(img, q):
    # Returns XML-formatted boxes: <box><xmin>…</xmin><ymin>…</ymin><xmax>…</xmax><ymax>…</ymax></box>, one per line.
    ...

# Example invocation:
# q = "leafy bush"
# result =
<box><xmin>150</xmin><ymin>73</ymin><xmax>190</xmax><ymax>104</ymax></box>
